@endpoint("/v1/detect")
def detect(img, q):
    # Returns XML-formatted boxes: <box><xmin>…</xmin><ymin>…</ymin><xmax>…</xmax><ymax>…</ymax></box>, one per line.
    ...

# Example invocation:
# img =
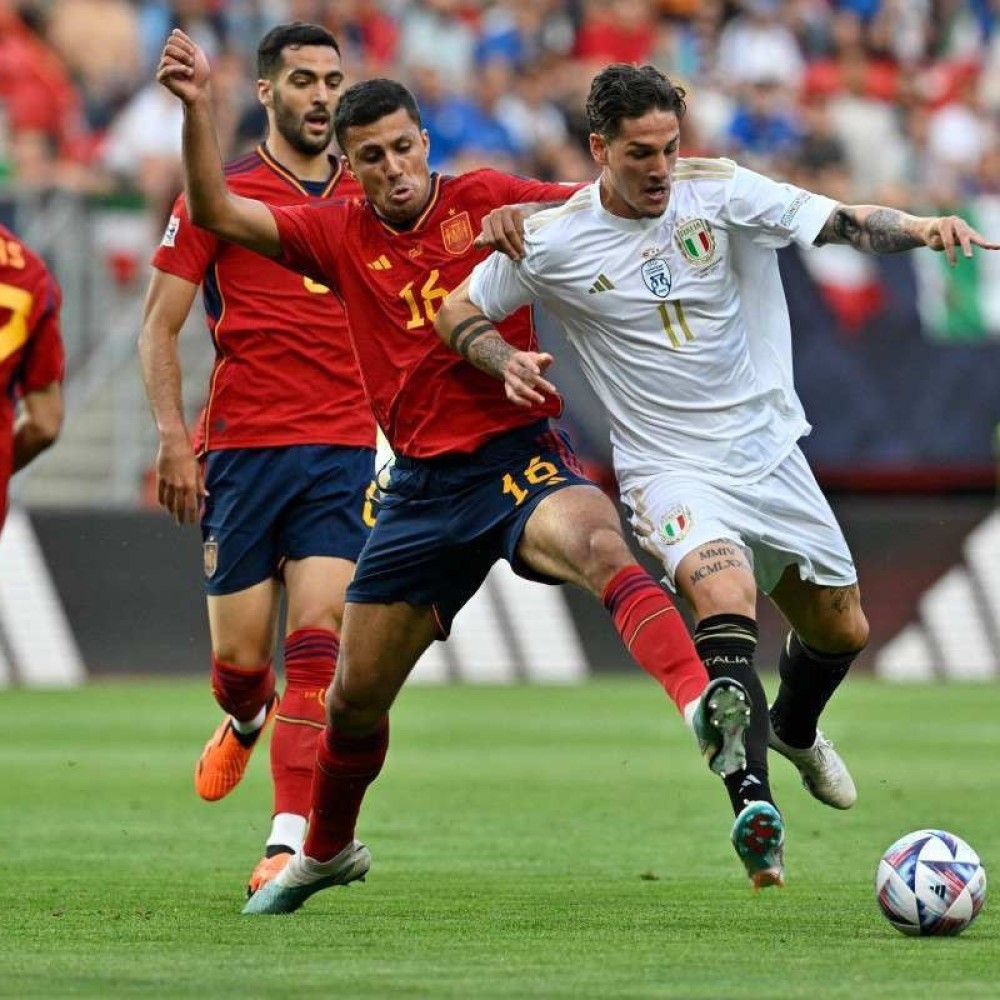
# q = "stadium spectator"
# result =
<box><xmin>139</xmin><ymin>21</ymin><xmax>378</xmax><ymax>899</ymax></box>
<box><xmin>437</xmin><ymin>62</ymin><xmax>1000</xmax><ymax>891</ymax></box>
<box><xmin>398</xmin><ymin>0</ymin><xmax>476</xmax><ymax>90</ymax></box>
<box><xmin>724</xmin><ymin>77</ymin><xmax>801</xmax><ymax>173</ymax></box>
<box><xmin>0</xmin><ymin>223</ymin><xmax>64</xmax><ymax>531</ymax></box>
<box><xmin>0</xmin><ymin>0</ymin><xmax>91</xmax><ymax>187</ymax></box>
<box><xmin>158</xmin><ymin>30</ymin><xmax>759</xmax><ymax>913</ymax></box>
<box><xmin>46</xmin><ymin>0</ymin><xmax>143</xmax><ymax>132</ymax></box>
<box><xmin>573</xmin><ymin>0</ymin><xmax>657</xmax><ymax>66</ymax></box>
<box><xmin>716</xmin><ymin>0</ymin><xmax>805</xmax><ymax>89</ymax></box>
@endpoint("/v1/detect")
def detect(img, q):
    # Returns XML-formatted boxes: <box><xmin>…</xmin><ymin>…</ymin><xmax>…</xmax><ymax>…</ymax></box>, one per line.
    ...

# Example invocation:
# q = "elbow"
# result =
<box><xmin>35</xmin><ymin>408</ymin><xmax>64</xmax><ymax>450</ymax></box>
<box><xmin>33</xmin><ymin>396</ymin><xmax>64</xmax><ymax>449</ymax></box>
<box><xmin>432</xmin><ymin>301</ymin><xmax>451</xmax><ymax>339</ymax></box>
<box><xmin>434</xmin><ymin>295</ymin><xmax>463</xmax><ymax>340</ymax></box>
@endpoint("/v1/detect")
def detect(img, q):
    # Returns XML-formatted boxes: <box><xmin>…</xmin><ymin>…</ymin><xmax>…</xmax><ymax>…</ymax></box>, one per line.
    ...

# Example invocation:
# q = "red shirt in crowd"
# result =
<box><xmin>152</xmin><ymin>144</ymin><xmax>376</xmax><ymax>454</ymax></box>
<box><xmin>271</xmin><ymin>169</ymin><xmax>578</xmax><ymax>458</ymax></box>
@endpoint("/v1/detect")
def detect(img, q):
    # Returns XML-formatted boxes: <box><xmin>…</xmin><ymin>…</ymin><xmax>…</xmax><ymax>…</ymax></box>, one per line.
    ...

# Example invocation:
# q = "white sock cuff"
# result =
<box><xmin>267</xmin><ymin>812</ymin><xmax>307</xmax><ymax>853</ymax></box>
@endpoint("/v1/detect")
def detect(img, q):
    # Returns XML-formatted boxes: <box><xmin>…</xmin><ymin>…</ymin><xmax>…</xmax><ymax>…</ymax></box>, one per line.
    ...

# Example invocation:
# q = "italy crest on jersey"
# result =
<box><xmin>659</xmin><ymin>504</ymin><xmax>692</xmax><ymax>545</ymax></box>
<box><xmin>441</xmin><ymin>211</ymin><xmax>474</xmax><ymax>255</ymax></box>
<box><xmin>675</xmin><ymin>218</ymin><xmax>717</xmax><ymax>267</ymax></box>
<box><xmin>640</xmin><ymin>257</ymin><xmax>672</xmax><ymax>298</ymax></box>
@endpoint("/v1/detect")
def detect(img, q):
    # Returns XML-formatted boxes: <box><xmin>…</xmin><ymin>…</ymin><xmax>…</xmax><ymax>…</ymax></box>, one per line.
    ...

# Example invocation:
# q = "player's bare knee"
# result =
<box><xmin>286</xmin><ymin>603</ymin><xmax>343</xmax><ymax>635</ymax></box>
<box><xmin>684</xmin><ymin>575</ymin><xmax>756</xmax><ymax>619</ymax></box>
<box><xmin>578</xmin><ymin>524</ymin><xmax>632</xmax><ymax>592</ymax></box>
<box><xmin>816</xmin><ymin>609</ymin><xmax>869</xmax><ymax>655</ymax></box>
<box><xmin>327</xmin><ymin>686</ymin><xmax>385</xmax><ymax>735</ymax></box>
<box><xmin>211</xmin><ymin>637</ymin><xmax>272</xmax><ymax>668</ymax></box>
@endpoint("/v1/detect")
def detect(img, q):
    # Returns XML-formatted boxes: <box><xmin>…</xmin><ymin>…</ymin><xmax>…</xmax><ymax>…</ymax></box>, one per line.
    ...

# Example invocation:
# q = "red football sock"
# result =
<box><xmin>210</xmin><ymin>656</ymin><xmax>275</xmax><ymax>722</ymax></box>
<box><xmin>271</xmin><ymin>629</ymin><xmax>338</xmax><ymax>818</ymax></box>
<box><xmin>601</xmin><ymin>565</ymin><xmax>707</xmax><ymax>714</ymax></box>
<box><xmin>302</xmin><ymin>718</ymin><xmax>389</xmax><ymax>862</ymax></box>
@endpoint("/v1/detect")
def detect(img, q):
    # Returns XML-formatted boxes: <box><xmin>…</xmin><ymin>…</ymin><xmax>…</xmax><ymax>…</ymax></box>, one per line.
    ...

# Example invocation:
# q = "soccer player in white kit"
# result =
<box><xmin>435</xmin><ymin>63</ymin><xmax>998</xmax><ymax>890</ymax></box>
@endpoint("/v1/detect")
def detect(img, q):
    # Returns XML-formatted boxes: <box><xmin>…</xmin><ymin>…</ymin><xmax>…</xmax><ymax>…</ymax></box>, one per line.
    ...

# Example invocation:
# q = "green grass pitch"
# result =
<box><xmin>0</xmin><ymin>677</ymin><xmax>996</xmax><ymax>998</ymax></box>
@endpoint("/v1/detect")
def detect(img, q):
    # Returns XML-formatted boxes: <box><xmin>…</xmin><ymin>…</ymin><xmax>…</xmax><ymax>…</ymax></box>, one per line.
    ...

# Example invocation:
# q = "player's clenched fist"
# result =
<box><xmin>157</xmin><ymin>29</ymin><xmax>212</xmax><ymax>104</ymax></box>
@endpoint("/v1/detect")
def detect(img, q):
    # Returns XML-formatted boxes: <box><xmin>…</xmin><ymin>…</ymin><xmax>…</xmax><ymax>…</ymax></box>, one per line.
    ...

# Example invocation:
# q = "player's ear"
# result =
<box><xmin>421</xmin><ymin>129</ymin><xmax>431</xmax><ymax>157</ymax></box>
<box><xmin>257</xmin><ymin>77</ymin><xmax>274</xmax><ymax>110</ymax></box>
<box><xmin>589</xmin><ymin>132</ymin><xmax>608</xmax><ymax>168</ymax></box>
<box><xmin>341</xmin><ymin>152</ymin><xmax>353</xmax><ymax>176</ymax></box>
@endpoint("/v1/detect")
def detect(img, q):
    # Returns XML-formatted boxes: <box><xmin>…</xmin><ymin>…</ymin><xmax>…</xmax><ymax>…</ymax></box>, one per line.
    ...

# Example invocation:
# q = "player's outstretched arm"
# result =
<box><xmin>157</xmin><ymin>30</ymin><xmax>280</xmax><ymax>258</ymax></box>
<box><xmin>436</xmin><ymin>276</ymin><xmax>556</xmax><ymax>408</ymax></box>
<box><xmin>138</xmin><ymin>269</ymin><xmax>206</xmax><ymax>525</ymax></box>
<box><xmin>815</xmin><ymin>204</ymin><xmax>1000</xmax><ymax>265</ymax></box>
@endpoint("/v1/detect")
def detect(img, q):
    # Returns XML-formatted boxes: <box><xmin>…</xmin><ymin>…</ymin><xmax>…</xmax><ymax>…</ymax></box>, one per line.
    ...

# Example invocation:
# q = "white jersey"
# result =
<box><xmin>469</xmin><ymin>158</ymin><xmax>837</xmax><ymax>485</ymax></box>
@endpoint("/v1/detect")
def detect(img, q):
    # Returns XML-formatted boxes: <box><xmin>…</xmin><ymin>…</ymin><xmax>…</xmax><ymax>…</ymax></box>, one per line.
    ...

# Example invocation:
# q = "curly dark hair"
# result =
<box><xmin>586</xmin><ymin>64</ymin><xmax>687</xmax><ymax>140</ymax></box>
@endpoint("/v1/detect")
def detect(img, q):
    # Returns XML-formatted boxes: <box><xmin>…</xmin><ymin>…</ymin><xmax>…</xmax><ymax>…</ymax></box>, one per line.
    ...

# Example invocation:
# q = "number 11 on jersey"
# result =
<box><xmin>657</xmin><ymin>300</ymin><xmax>695</xmax><ymax>348</ymax></box>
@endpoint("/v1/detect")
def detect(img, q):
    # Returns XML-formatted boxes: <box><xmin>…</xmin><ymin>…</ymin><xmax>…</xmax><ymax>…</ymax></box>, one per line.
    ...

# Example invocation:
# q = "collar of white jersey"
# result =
<box><xmin>590</xmin><ymin>180</ymin><xmax>668</xmax><ymax>234</ymax></box>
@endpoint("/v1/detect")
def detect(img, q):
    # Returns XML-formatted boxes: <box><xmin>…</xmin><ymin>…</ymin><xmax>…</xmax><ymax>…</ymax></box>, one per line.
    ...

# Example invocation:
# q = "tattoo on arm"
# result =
<box><xmin>821</xmin><ymin>206</ymin><xmax>923</xmax><ymax>254</ymax></box>
<box><xmin>466</xmin><ymin>331</ymin><xmax>516</xmax><ymax>379</ymax></box>
<box><xmin>447</xmin><ymin>311</ymin><xmax>516</xmax><ymax>377</ymax></box>
<box><xmin>448</xmin><ymin>314</ymin><xmax>493</xmax><ymax>356</ymax></box>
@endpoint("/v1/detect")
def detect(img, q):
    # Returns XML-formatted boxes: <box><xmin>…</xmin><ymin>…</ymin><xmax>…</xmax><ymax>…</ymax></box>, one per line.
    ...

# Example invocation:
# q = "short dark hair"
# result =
<box><xmin>586</xmin><ymin>64</ymin><xmax>687</xmax><ymax>140</ymax></box>
<box><xmin>257</xmin><ymin>22</ymin><xmax>341</xmax><ymax>80</ymax></box>
<box><xmin>334</xmin><ymin>79</ymin><xmax>422</xmax><ymax>149</ymax></box>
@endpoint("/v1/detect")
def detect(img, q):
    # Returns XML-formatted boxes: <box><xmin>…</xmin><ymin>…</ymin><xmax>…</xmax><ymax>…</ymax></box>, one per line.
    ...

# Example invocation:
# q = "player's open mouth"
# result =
<box><xmin>388</xmin><ymin>185</ymin><xmax>412</xmax><ymax>202</ymax></box>
<box><xmin>304</xmin><ymin>115</ymin><xmax>329</xmax><ymax>133</ymax></box>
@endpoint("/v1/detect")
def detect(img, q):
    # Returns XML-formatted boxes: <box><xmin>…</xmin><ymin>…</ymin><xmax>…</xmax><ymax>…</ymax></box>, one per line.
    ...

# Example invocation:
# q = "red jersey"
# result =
<box><xmin>272</xmin><ymin>169</ymin><xmax>578</xmax><ymax>458</ymax></box>
<box><xmin>152</xmin><ymin>144</ymin><xmax>376</xmax><ymax>454</ymax></box>
<box><xmin>0</xmin><ymin>224</ymin><xmax>64</xmax><ymax>515</ymax></box>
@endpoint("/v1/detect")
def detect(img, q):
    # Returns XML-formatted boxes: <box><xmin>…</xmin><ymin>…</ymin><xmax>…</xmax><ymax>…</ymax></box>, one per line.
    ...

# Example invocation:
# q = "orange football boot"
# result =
<box><xmin>194</xmin><ymin>696</ymin><xmax>279</xmax><ymax>801</ymax></box>
<box><xmin>246</xmin><ymin>851</ymin><xmax>293</xmax><ymax>898</ymax></box>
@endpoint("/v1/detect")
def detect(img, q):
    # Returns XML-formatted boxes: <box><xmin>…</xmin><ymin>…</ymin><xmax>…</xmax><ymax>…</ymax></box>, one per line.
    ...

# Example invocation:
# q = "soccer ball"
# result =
<box><xmin>875</xmin><ymin>829</ymin><xmax>987</xmax><ymax>936</ymax></box>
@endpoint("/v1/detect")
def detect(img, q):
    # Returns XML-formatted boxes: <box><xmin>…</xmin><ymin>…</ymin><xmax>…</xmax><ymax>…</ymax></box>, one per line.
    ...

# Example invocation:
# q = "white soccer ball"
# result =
<box><xmin>875</xmin><ymin>829</ymin><xmax>987</xmax><ymax>936</ymax></box>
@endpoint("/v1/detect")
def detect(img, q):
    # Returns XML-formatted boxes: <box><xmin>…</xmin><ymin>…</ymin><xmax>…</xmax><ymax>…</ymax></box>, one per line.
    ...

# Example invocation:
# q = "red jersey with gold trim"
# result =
<box><xmin>152</xmin><ymin>144</ymin><xmax>376</xmax><ymax>453</ymax></box>
<box><xmin>0</xmin><ymin>224</ymin><xmax>64</xmax><ymax>515</ymax></box>
<box><xmin>271</xmin><ymin>169</ymin><xmax>579</xmax><ymax>458</ymax></box>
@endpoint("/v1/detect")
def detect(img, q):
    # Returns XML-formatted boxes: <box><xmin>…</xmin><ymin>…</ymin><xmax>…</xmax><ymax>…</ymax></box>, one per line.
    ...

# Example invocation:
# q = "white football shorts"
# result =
<box><xmin>623</xmin><ymin>445</ymin><xmax>857</xmax><ymax>594</ymax></box>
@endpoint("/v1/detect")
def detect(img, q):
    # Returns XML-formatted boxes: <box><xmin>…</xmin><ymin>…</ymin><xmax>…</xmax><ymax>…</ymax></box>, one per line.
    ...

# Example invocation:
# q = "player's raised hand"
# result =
<box><xmin>923</xmin><ymin>215</ymin><xmax>1000</xmax><ymax>266</ymax></box>
<box><xmin>475</xmin><ymin>205</ymin><xmax>527</xmax><ymax>260</ymax></box>
<box><xmin>157</xmin><ymin>29</ymin><xmax>211</xmax><ymax>105</ymax></box>
<box><xmin>502</xmin><ymin>350</ymin><xmax>557</xmax><ymax>408</ymax></box>
<box><xmin>156</xmin><ymin>434</ymin><xmax>208</xmax><ymax>525</ymax></box>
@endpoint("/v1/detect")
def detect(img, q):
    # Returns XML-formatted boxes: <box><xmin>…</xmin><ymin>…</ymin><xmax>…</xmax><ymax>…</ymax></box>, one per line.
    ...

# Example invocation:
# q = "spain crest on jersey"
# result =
<box><xmin>441</xmin><ymin>212</ymin><xmax>474</xmax><ymax>255</ymax></box>
<box><xmin>675</xmin><ymin>218</ymin><xmax>717</xmax><ymax>267</ymax></box>
<box><xmin>203</xmin><ymin>538</ymin><xmax>218</xmax><ymax>578</ymax></box>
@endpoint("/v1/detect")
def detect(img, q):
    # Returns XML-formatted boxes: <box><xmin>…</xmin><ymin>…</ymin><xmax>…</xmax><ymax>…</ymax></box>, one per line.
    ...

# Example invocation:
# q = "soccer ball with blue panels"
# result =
<box><xmin>875</xmin><ymin>829</ymin><xmax>986</xmax><ymax>936</ymax></box>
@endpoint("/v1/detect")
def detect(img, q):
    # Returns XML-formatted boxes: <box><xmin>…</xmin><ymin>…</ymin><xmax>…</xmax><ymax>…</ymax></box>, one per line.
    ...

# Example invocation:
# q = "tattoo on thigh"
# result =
<box><xmin>829</xmin><ymin>586</ymin><xmax>855</xmax><ymax>614</ymax></box>
<box><xmin>689</xmin><ymin>557</ymin><xmax>746</xmax><ymax>585</ymax></box>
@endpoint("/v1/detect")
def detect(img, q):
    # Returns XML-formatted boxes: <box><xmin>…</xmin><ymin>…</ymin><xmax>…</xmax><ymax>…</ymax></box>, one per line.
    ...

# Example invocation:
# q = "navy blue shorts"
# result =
<box><xmin>200</xmin><ymin>444</ymin><xmax>376</xmax><ymax>596</ymax></box>
<box><xmin>347</xmin><ymin>420</ymin><xmax>590</xmax><ymax>633</ymax></box>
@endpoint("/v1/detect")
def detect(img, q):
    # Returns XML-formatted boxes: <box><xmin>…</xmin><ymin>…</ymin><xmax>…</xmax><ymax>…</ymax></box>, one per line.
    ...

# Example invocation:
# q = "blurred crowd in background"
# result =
<box><xmin>4</xmin><ymin>0</ymin><xmax>1000</xmax><ymax>233</ymax></box>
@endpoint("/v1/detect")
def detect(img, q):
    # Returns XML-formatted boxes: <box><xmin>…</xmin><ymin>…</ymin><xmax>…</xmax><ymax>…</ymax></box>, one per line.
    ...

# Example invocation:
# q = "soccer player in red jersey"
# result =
<box><xmin>0</xmin><ymin>224</ymin><xmax>64</xmax><ymax>532</ymax></box>
<box><xmin>158</xmin><ymin>30</ymin><xmax>755</xmax><ymax>913</ymax></box>
<box><xmin>139</xmin><ymin>23</ymin><xmax>378</xmax><ymax>896</ymax></box>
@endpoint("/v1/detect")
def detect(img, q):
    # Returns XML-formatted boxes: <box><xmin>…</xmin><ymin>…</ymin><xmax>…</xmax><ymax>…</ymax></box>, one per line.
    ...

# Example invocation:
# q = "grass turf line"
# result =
<box><xmin>0</xmin><ymin>677</ymin><xmax>996</xmax><ymax>999</ymax></box>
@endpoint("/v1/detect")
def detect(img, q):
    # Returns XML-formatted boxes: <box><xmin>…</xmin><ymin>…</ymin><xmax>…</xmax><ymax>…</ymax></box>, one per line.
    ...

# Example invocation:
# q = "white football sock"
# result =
<box><xmin>266</xmin><ymin>812</ymin><xmax>307</xmax><ymax>853</ymax></box>
<box><xmin>232</xmin><ymin>703</ymin><xmax>267</xmax><ymax>734</ymax></box>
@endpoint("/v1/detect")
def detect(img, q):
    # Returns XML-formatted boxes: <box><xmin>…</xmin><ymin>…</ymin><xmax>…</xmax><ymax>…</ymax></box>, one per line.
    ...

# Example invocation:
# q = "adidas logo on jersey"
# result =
<box><xmin>588</xmin><ymin>273</ymin><xmax>615</xmax><ymax>294</ymax></box>
<box><xmin>367</xmin><ymin>255</ymin><xmax>392</xmax><ymax>271</ymax></box>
